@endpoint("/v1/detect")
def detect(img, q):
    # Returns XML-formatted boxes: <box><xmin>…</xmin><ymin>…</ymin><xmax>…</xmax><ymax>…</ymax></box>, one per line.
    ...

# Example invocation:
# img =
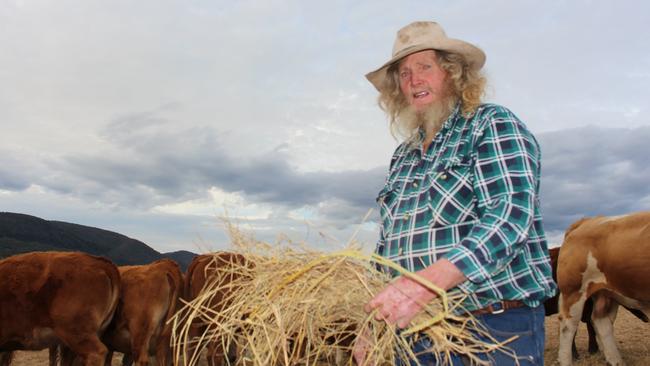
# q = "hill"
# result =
<box><xmin>0</xmin><ymin>212</ymin><xmax>197</xmax><ymax>271</ymax></box>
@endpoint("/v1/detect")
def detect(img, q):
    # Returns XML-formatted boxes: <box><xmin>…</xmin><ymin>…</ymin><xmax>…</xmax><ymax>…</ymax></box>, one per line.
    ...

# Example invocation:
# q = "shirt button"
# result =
<box><xmin>398</xmin><ymin>247</ymin><xmax>403</xmax><ymax>255</ymax></box>
<box><xmin>404</xmin><ymin>213</ymin><xmax>411</xmax><ymax>220</ymax></box>
<box><xmin>412</xmin><ymin>182</ymin><xmax>418</xmax><ymax>188</ymax></box>
<box><xmin>440</xmin><ymin>174</ymin><xmax>448</xmax><ymax>180</ymax></box>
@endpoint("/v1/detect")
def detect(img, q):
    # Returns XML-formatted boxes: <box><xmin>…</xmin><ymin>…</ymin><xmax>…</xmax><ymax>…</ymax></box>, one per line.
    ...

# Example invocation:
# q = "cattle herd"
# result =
<box><xmin>0</xmin><ymin>252</ymin><xmax>231</xmax><ymax>366</ymax></box>
<box><xmin>1</xmin><ymin>212</ymin><xmax>650</xmax><ymax>366</ymax></box>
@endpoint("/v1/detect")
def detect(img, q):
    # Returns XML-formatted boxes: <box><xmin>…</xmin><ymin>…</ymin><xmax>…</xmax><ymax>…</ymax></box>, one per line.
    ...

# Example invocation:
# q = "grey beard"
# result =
<box><xmin>396</xmin><ymin>98</ymin><xmax>456</xmax><ymax>147</ymax></box>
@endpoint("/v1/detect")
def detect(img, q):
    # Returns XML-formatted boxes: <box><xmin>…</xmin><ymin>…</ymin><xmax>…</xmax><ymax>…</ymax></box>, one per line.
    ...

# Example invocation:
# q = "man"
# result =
<box><xmin>354</xmin><ymin>21</ymin><xmax>557</xmax><ymax>365</ymax></box>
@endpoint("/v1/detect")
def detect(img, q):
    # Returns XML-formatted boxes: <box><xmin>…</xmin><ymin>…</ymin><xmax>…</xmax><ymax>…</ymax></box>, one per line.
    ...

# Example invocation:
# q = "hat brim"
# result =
<box><xmin>365</xmin><ymin>38</ymin><xmax>486</xmax><ymax>92</ymax></box>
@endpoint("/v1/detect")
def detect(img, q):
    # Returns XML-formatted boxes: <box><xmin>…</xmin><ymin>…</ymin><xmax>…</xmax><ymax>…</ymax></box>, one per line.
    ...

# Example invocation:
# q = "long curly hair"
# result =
<box><xmin>377</xmin><ymin>50</ymin><xmax>487</xmax><ymax>141</ymax></box>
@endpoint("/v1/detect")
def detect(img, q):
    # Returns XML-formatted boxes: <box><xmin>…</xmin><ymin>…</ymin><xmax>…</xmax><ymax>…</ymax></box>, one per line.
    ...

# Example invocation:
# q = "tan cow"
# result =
<box><xmin>184</xmin><ymin>252</ymin><xmax>250</xmax><ymax>366</ymax></box>
<box><xmin>103</xmin><ymin>258</ymin><xmax>184</xmax><ymax>366</ymax></box>
<box><xmin>0</xmin><ymin>251</ymin><xmax>120</xmax><ymax>366</ymax></box>
<box><xmin>557</xmin><ymin>212</ymin><xmax>650</xmax><ymax>366</ymax></box>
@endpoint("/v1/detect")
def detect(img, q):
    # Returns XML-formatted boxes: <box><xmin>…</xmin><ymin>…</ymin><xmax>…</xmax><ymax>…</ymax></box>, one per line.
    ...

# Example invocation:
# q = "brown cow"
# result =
<box><xmin>0</xmin><ymin>251</ymin><xmax>120</xmax><ymax>366</ymax></box>
<box><xmin>557</xmin><ymin>212</ymin><xmax>650</xmax><ymax>366</ymax></box>
<box><xmin>103</xmin><ymin>258</ymin><xmax>184</xmax><ymax>366</ymax></box>
<box><xmin>184</xmin><ymin>252</ymin><xmax>251</xmax><ymax>366</ymax></box>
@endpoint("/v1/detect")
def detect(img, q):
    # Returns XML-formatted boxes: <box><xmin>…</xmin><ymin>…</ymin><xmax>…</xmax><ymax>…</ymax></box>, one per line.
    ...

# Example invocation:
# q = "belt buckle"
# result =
<box><xmin>490</xmin><ymin>301</ymin><xmax>505</xmax><ymax>314</ymax></box>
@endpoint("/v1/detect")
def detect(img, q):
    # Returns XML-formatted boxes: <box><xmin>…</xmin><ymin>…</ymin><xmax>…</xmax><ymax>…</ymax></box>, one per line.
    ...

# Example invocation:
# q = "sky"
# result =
<box><xmin>2</xmin><ymin>0</ymin><xmax>649</xmax><ymax>254</ymax></box>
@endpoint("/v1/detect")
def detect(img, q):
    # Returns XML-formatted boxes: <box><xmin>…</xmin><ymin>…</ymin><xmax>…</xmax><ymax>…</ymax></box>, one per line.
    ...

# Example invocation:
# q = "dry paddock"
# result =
<box><xmin>9</xmin><ymin>310</ymin><xmax>650</xmax><ymax>365</ymax></box>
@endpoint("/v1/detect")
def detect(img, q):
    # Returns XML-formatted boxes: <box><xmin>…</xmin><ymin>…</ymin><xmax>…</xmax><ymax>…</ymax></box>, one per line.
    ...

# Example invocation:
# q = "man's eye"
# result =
<box><xmin>400</xmin><ymin>71</ymin><xmax>410</xmax><ymax>79</ymax></box>
<box><xmin>421</xmin><ymin>64</ymin><xmax>431</xmax><ymax>70</ymax></box>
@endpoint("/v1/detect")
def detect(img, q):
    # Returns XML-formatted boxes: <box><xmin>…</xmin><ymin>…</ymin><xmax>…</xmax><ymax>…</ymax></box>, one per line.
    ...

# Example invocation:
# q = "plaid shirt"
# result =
<box><xmin>376</xmin><ymin>103</ymin><xmax>557</xmax><ymax>312</ymax></box>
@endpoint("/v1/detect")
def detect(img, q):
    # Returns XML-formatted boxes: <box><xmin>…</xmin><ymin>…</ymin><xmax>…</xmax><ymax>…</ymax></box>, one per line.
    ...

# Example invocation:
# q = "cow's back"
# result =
<box><xmin>185</xmin><ymin>252</ymin><xmax>250</xmax><ymax>308</ymax></box>
<box><xmin>185</xmin><ymin>254</ymin><xmax>212</xmax><ymax>301</ymax></box>
<box><xmin>0</xmin><ymin>251</ymin><xmax>120</xmax><ymax>363</ymax></box>
<box><xmin>104</xmin><ymin>258</ymin><xmax>184</xmax><ymax>365</ymax></box>
<box><xmin>558</xmin><ymin>212</ymin><xmax>650</xmax><ymax>302</ymax></box>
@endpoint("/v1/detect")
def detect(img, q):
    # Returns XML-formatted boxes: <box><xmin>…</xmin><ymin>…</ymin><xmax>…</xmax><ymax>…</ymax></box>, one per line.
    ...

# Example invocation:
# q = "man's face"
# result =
<box><xmin>397</xmin><ymin>50</ymin><xmax>448</xmax><ymax>112</ymax></box>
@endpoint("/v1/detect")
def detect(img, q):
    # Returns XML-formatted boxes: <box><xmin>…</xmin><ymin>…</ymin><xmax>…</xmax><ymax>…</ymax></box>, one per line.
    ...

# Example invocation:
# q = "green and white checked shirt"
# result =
<box><xmin>376</xmin><ymin>103</ymin><xmax>557</xmax><ymax>312</ymax></box>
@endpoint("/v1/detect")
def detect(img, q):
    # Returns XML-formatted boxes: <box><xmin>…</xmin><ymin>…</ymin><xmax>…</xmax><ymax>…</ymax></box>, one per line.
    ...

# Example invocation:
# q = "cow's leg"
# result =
<box><xmin>183</xmin><ymin>324</ymin><xmax>208</xmax><ymax>365</ymax></box>
<box><xmin>206</xmin><ymin>338</ymin><xmax>227</xmax><ymax>366</ymax></box>
<box><xmin>227</xmin><ymin>341</ymin><xmax>238</xmax><ymax>365</ymax></box>
<box><xmin>121</xmin><ymin>352</ymin><xmax>134</xmax><ymax>366</ymax></box>
<box><xmin>580</xmin><ymin>296</ymin><xmax>598</xmax><ymax>355</ymax></box>
<box><xmin>48</xmin><ymin>345</ymin><xmax>59</xmax><ymax>366</ymax></box>
<box><xmin>104</xmin><ymin>350</ymin><xmax>113</xmax><ymax>366</ymax></box>
<box><xmin>154</xmin><ymin>332</ymin><xmax>172</xmax><ymax>366</ymax></box>
<box><xmin>58</xmin><ymin>345</ymin><xmax>76</xmax><ymax>366</ymax></box>
<box><xmin>571</xmin><ymin>336</ymin><xmax>579</xmax><ymax>360</ymax></box>
<box><xmin>0</xmin><ymin>352</ymin><xmax>14</xmax><ymax>366</ymax></box>
<box><xmin>53</xmin><ymin>317</ymin><xmax>108</xmax><ymax>366</ymax></box>
<box><xmin>592</xmin><ymin>300</ymin><xmax>623</xmax><ymax>366</ymax></box>
<box><xmin>586</xmin><ymin>320</ymin><xmax>598</xmax><ymax>354</ymax></box>
<box><xmin>129</xmin><ymin>322</ymin><xmax>155</xmax><ymax>366</ymax></box>
<box><xmin>558</xmin><ymin>293</ymin><xmax>586</xmax><ymax>366</ymax></box>
<box><xmin>155</xmin><ymin>314</ymin><xmax>174</xmax><ymax>366</ymax></box>
<box><xmin>55</xmin><ymin>327</ymin><xmax>108</xmax><ymax>366</ymax></box>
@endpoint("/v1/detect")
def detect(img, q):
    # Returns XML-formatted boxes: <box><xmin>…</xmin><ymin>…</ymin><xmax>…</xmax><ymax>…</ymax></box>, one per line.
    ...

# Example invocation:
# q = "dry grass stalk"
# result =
<box><xmin>170</xmin><ymin>224</ymin><xmax>515</xmax><ymax>365</ymax></box>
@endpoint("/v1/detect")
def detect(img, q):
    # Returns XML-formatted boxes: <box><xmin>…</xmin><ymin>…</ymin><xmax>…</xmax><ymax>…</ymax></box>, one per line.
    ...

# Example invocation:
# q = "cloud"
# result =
<box><xmin>0</xmin><ymin>149</ymin><xmax>33</xmax><ymax>191</ymax></box>
<box><xmin>538</xmin><ymin>125</ymin><xmax>650</xmax><ymax>243</ymax></box>
<box><xmin>1</xmin><ymin>106</ymin><xmax>387</xmax><ymax>230</ymax></box>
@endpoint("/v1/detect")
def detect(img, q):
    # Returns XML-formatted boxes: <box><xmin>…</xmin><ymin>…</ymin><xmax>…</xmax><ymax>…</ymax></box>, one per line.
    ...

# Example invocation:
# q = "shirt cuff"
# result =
<box><xmin>444</xmin><ymin>244</ymin><xmax>491</xmax><ymax>287</ymax></box>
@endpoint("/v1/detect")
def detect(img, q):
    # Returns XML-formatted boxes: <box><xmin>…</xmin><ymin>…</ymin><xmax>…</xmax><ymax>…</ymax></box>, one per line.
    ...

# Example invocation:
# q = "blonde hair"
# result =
<box><xmin>377</xmin><ymin>50</ymin><xmax>487</xmax><ymax>140</ymax></box>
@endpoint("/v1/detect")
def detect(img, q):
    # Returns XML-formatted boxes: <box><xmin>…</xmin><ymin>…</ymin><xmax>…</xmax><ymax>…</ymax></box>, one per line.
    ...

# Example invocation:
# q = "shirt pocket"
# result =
<box><xmin>376</xmin><ymin>180</ymin><xmax>404</xmax><ymax>237</ymax></box>
<box><xmin>426</xmin><ymin>155</ymin><xmax>478</xmax><ymax>228</ymax></box>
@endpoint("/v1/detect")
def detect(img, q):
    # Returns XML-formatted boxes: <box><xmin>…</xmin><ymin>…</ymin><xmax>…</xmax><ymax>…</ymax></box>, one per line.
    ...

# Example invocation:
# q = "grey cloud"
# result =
<box><xmin>538</xmin><ymin>126</ymin><xmax>650</xmax><ymax>235</ymax></box>
<box><xmin>0</xmin><ymin>151</ymin><xmax>32</xmax><ymax>191</ymax></box>
<box><xmin>35</xmin><ymin>110</ymin><xmax>387</xmax><ymax>226</ymax></box>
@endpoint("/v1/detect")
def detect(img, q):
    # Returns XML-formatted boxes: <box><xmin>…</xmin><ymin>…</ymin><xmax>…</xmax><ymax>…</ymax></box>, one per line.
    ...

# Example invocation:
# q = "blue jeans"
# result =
<box><xmin>397</xmin><ymin>304</ymin><xmax>545</xmax><ymax>365</ymax></box>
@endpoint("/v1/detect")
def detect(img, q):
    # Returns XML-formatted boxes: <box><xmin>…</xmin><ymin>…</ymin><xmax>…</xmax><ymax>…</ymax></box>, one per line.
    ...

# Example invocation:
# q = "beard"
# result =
<box><xmin>396</xmin><ymin>96</ymin><xmax>457</xmax><ymax>144</ymax></box>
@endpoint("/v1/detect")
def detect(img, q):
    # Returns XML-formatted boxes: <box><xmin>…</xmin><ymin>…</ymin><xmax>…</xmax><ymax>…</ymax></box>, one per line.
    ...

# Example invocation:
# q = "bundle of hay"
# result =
<box><xmin>171</xmin><ymin>226</ymin><xmax>512</xmax><ymax>365</ymax></box>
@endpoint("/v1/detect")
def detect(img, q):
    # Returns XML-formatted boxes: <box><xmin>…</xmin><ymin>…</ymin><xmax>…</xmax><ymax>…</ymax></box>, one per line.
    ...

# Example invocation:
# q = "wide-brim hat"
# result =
<box><xmin>366</xmin><ymin>21</ymin><xmax>486</xmax><ymax>92</ymax></box>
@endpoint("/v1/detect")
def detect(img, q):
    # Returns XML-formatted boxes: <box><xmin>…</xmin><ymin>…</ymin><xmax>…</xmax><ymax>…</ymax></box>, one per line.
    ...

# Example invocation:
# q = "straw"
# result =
<box><xmin>170</xmin><ymin>224</ymin><xmax>515</xmax><ymax>365</ymax></box>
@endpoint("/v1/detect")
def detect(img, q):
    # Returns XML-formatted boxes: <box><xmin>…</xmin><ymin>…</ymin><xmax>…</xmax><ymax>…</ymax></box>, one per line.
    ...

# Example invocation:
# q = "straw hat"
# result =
<box><xmin>365</xmin><ymin>21</ymin><xmax>486</xmax><ymax>92</ymax></box>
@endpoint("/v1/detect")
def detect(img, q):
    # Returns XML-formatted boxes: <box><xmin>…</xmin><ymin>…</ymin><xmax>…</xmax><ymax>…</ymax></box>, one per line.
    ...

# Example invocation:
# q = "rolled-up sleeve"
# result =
<box><xmin>444</xmin><ymin>108</ymin><xmax>540</xmax><ymax>290</ymax></box>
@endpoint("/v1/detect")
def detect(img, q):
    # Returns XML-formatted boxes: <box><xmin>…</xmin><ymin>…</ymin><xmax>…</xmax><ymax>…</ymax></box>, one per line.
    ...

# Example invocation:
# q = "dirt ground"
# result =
<box><xmin>544</xmin><ymin>309</ymin><xmax>650</xmax><ymax>365</ymax></box>
<box><xmin>9</xmin><ymin>310</ymin><xmax>650</xmax><ymax>365</ymax></box>
<box><xmin>7</xmin><ymin>351</ymin><xmax>126</xmax><ymax>365</ymax></box>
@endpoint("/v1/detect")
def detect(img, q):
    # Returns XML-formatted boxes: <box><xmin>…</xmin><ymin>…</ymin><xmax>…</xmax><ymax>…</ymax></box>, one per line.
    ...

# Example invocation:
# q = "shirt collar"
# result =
<box><xmin>442</xmin><ymin>103</ymin><xmax>462</xmax><ymax>130</ymax></box>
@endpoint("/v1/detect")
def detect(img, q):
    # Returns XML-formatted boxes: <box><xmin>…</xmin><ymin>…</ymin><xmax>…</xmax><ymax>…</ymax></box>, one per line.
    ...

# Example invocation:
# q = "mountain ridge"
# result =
<box><xmin>0</xmin><ymin>212</ymin><xmax>197</xmax><ymax>271</ymax></box>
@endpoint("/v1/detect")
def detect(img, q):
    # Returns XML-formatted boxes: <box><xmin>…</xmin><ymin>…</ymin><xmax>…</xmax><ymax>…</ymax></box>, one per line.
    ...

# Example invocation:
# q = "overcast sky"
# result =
<box><xmin>2</xmin><ymin>0</ymin><xmax>649</xmax><ymax>254</ymax></box>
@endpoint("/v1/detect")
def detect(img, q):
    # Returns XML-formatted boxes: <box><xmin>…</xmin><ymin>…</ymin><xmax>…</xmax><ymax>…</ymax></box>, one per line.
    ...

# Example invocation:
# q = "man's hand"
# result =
<box><xmin>364</xmin><ymin>259</ymin><xmax>466</xmax><ymax>328</ymax></box>
<box><xmin>365</xmin><ymin>274</ymin><xmax>435</xmax><ymax>328</ymax></box>
<box><xmin>352</xmin><ymin>326</ymin><xmax>375</xmax><ymax>366</ymax></box>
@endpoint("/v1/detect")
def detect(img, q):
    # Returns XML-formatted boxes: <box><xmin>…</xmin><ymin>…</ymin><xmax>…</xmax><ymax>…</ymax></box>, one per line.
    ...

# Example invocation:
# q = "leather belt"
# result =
<box><xmin>471</xmin><ymin>300</ymin><xmax>527</xmax><ymax>316</ymax></box>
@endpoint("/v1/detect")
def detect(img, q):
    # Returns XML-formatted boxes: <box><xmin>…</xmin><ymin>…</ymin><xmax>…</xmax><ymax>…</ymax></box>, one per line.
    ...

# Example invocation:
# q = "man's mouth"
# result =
<box><xmin>413</xmin><ymin>91</ymin><xmax>429</xmax><ymax>98</ymax></box>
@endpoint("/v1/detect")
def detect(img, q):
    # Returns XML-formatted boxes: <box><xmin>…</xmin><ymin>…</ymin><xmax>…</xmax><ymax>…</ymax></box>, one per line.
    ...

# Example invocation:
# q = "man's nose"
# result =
<box><xmin>408</xmin><ymin>71</ymin><xmax>423</xmax><ymax>86</ymax></box>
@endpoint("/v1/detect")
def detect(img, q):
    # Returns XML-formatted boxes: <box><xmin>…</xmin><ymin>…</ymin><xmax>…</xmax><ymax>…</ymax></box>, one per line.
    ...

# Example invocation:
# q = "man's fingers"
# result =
<box><xmin>374</xmin><ymin>306</ymin><xmax>399</xmax><ymax>325</ymax></box>
<box><xmin>364</xmin><ymin>301</ymin><xmax>375</xmax><ymax>313</ymax></box>
<box><xmin>366</xmin><ymin>286</ymin><xmax>390</xmax><ymax>313</ymax></box>
<box><xmin>365</xmin><ymin>291</ymin><xmax>383</xmax><ymax>313</ymax></box>
<box><xmin>396</xmin><ymin>316</ymin><xmax>411</xmax><ymax>329</ymax></box>
<box><xmin>353</xmin><ymin>348</ymin><xmax>366</xmax><ymax>365</ymax></box>
<box><xmin>373</xmin><ymin>307</ymin><xmax>388</xmax><ymax>322</ymax></box>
